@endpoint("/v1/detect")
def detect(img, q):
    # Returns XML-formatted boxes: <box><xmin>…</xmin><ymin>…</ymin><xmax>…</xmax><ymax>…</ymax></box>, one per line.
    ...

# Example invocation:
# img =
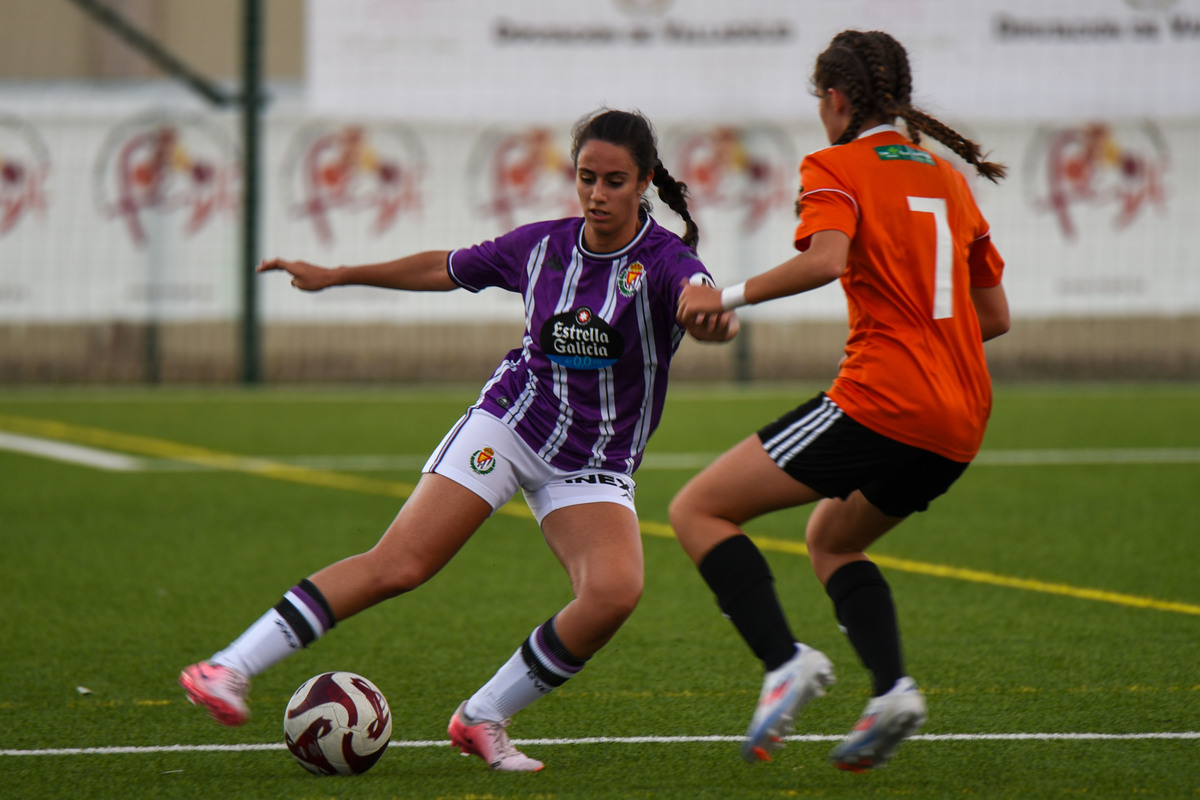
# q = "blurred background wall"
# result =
<box><xmin>1</xmin><ymin>0</ymin><xmax>1197</xmax><ymax>384</ymax></box>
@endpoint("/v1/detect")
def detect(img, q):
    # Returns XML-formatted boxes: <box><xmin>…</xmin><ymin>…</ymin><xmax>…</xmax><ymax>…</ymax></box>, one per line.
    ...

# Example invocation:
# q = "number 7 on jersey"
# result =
<box><xmin>907</xmin><ymin>196</ymin><xmax>953</xmax><ymax>320</ymax></box>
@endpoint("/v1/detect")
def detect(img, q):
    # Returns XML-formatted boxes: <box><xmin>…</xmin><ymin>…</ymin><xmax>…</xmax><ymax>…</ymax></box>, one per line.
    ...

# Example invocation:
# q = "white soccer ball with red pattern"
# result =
<box><xmin>283</xmin><ymin>671</ymin><xmax>392</xmax><ymax>775</ymax></box>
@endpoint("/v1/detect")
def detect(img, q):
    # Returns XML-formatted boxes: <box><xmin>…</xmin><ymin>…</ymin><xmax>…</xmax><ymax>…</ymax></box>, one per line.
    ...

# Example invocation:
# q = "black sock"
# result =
<box><xmin>825</xmin><ymin>560</ymin><xmax>904</xmax><ymax>696</ymax></box>
<box><xmin>698</xmin><ymin>535</ymin><xmax>797</xmax><ymax>671</ymax></box>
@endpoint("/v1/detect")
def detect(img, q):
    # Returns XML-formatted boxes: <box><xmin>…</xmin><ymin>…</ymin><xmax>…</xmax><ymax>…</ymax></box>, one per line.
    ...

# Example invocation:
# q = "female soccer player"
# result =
<box><xmin>180</xmin><ymin>108</ymin><xmax>738</xmax><ymax>772</ymax></box>
<box><xmin>671</xmin><ymin>30</ymin><xmax>1011</xmax><ymax>772</ymax></box>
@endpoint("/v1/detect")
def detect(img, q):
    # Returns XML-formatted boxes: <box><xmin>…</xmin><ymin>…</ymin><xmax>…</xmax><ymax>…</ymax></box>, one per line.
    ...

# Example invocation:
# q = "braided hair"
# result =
<box><xmin>814</xmin><ymin>30</ymin><xmax>1006</xmax><ymax>183</ymax></box>
<box><xmin>570</xmin><ymin>108</ymin><xmax>700</xmax><ymax>248</ymax></box>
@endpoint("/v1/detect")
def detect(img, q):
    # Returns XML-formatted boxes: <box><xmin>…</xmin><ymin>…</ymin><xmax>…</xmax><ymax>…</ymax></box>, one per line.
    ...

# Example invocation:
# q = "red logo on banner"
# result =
<box><xmin>94</xmin><ymin>114</ymin><xmax>239</xmax><ymax>247</ymax></box>
<box><xmin>283</xmin><ymin>123</ymin><xmax>424</xmax><ymax>246</ymax></box>
<box><xmin>671</xmin><ymin>125</ymin><xmax>795</xmax><ymax>234</ymax></box>
<box><xmin>1027</xmin><ymin>122</ymin><xmax>1168</xmax><ymax>240</ymax></box>
<box><xmin>0</xmin><ymin>115</ymin><xmax>50</xmax><ymax>237</ymax></box>
<box><xmin>467</xmin><ymin>127</ymin><xmax>576</xmax><ymax>229</ymax></box>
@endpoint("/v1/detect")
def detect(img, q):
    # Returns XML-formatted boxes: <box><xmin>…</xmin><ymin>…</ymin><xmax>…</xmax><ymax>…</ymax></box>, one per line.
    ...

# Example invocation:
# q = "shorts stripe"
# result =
<box><xmin>763</xmin><ymin>396</ymin><xmax>842</xmax><ymax>465</ymax></box>
<box><xmin>424</xmin><ymin>408</ymin><xmax>475</xmax><ymax>475</ymax></box>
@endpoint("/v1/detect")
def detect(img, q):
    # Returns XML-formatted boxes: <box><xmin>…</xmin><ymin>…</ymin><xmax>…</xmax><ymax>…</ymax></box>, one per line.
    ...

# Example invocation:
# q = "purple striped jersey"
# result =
<box><xmin>447</xmin><ymin>214</ymin><xmax>712</xmax><ymax>474</ymax></box>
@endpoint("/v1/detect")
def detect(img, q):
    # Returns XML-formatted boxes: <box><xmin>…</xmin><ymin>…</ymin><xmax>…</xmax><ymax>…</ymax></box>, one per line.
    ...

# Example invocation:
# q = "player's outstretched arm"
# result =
<box><xmin>971</xmin><ymin>283</ymin><xmax>1011</xmax><ymax>341</ymax></box>
<box><xmin>675</xmin><ymin>230</ymin><xmax>849</xmax><ymax>328</ymax></box>
<box><xmin>258</xmin><ymin>250</ymin><xmax>457</xmax><ymax>293</ymax></box>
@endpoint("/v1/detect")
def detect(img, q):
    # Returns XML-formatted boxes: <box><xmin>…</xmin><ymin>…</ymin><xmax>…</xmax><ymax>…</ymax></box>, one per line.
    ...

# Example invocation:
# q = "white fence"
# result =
<box><xmin>1</xmin><ymin>84</ymin><xmax>1196</xmax><ymax>330</ymax></box>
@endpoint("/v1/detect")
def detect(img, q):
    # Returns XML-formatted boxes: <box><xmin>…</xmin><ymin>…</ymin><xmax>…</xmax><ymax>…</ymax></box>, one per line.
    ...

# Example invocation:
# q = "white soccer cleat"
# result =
<box><xmin>447</xmin><ymin>701</ymin><xmax>545</xmax><ymax>772</ymax></box>
<box><xmin>179</xmin><ymin>661</ymin><xmax>251</xmax><ymax>726</ymax></box>
<box><xmin>829</xmin><ymin>676</ymin><xmax>926</xmax><ymax>772</ymax></box>
<box><xmin>742</xmin><ymin>644</ymin><xmax>836</xmax><ymax>763</ymax></box>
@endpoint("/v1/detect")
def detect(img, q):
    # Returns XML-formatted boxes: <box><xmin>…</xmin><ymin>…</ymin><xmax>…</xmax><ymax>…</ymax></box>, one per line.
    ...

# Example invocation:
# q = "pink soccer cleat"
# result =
<box><xmin>448</xmin><ymin>701</ymin><xmax>544</xmax><ymax>772</ymax></box>
<box><xmin>179</xmin><ymin>661</ymin><xmax>251</xmax><ymax>726</ymax></box>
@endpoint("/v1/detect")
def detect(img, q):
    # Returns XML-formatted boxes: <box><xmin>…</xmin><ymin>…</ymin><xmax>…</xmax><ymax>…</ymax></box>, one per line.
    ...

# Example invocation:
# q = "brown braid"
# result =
<box><xmin>813</xmin><ymin>31</ymin><xmax>1007</xmax><ymax>183</ymax></box>
<box><xmin>651</xmin><ymin>159</ymin><xmax>699</xmax><ymax>249</ymax></box>
<box><xmin>571</xmin><ymin>108</ymin><xmax>700</xmax><ymax>248</ymax></box>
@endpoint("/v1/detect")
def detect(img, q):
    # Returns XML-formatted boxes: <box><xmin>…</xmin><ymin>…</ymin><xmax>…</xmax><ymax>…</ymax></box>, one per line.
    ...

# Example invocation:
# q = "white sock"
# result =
<box><xmin>464</xmin><ymin>617</ymin><xmax>587</xmax><ymax>721</ymax></box>
<box><xmin>465</xmin><ymin>647</ymin><xmax>550</xmax><ymax>722</ymax></box>
<box><xmin>210</xmin><ymin>609</ymin><xmax>302</xmax><ymax>677</ymax></box>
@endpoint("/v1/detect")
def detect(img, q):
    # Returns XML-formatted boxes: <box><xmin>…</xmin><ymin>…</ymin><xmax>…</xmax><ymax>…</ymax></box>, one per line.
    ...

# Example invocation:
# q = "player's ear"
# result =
<box><xmin>830</xmin><ymin>87</ymin><xmax>850</xmax><ymax>116</ymax></box>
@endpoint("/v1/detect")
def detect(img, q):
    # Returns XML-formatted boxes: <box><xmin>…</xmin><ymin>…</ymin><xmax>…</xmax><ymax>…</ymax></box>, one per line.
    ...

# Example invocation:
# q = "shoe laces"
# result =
<box><xmin>208</xmin><ymin>664</ymin><xmax>249</xmax><ymax>696</ymax></box>
<box><xmin>482</xmin><ymin>718</ymin><xmax>520</xmax><ymax>758</ymax></box>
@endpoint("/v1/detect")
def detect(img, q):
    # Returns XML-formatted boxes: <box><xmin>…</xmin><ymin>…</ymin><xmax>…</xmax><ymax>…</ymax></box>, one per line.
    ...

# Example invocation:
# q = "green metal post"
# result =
<box><xmin>240</xmin><ymin>0</ymin><xmax>263</xmax><ymax>384</ymax></box>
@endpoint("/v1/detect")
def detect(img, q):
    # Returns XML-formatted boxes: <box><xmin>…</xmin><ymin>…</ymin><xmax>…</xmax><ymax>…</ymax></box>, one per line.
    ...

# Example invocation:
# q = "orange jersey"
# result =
<box><xmin>794</xmin><ymin>128</ymin><xmax>1005</xmax><ymax>461</ymax></box>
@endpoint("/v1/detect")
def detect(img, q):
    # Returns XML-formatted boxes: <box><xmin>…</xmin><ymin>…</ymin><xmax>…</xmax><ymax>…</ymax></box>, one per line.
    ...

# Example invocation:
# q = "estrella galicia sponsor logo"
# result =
<box><xmin>470</xmin><ymin>446</ymin><xmax>497</xmax><ymax>475</ymax></box>
<box><xmin>617</xmin><ymin>261</ymin><xmax>645</xmax><ymax>297</ymax></box>
<box><xmin>540</xmin><ymin>307</ymin><xmax>625</xmax><ymax>369</ymax></box>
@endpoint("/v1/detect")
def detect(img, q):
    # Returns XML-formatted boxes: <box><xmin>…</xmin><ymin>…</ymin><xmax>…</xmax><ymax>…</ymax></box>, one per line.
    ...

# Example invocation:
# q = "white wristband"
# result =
<box><xmin>720</xmin><ymin>282</ymin><xmax>747</xmax><ymax>311</ymax></box>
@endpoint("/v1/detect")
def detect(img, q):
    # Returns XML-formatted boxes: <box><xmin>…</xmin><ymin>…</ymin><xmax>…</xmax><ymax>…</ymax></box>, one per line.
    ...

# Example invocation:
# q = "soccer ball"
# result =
<box><xmin>283</xmin><ymin>671</ymin><xmax>392</xmax><ymax>775</ymax></box>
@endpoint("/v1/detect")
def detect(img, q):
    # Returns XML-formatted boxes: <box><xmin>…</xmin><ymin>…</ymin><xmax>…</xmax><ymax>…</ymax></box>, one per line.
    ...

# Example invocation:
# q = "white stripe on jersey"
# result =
<box><xmin>589</xmin><ymin>368</ymin><xmax>617</xmax><ymax>468</ymax></box>
<box><xmin>629</xmin><ymin>283</ymin><xmax>658</xmax><ymax>463</ymax></box>
<box><xmin>538</xmin><ymin>248</ymin><xmax>585</xmax><ymax>463</ymax></box>
<box><xmin>670</xmin><ymin>318</ymin><xmax>686</xmax><ymax>351</ymax></box>
<box><xmin>524</xmin><ymin>235</ymin><xmax>550</xmax><ymax>331</ymax></box>
<box><xmin>507</xmin><ymin>367</ymin><xmax>538</xmax><ymax>426</ymax></box>
<box><xmin>587</xmin><ymin>256</ymin><xmax>625</xmax><ymax>467</ymax></box>
<box><xmin>598</xmin><ymin>256</ymin><xmax>623</xmax><ymax>320</ymax></box>
<box><xmin>558</xmin><ymin>248</ymin><xmax>583</xmax><ymax>311</ymax></box>
<box><xmin>763</xmin><ymin>396</ymin><xmax>842</xmax><ymax>466</ymax></box>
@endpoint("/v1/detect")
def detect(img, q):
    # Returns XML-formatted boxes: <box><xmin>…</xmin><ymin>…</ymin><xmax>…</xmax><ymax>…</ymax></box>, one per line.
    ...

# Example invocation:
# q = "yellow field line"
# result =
<box><xmin>4</xmin><ymin>412</ymin><xmax>1198</xmax><ymax>617</ymax></box>
<box><xmin>0</xmin><ymin>413</ymin><xmax>418</xmax><ymax>498</ymax></box>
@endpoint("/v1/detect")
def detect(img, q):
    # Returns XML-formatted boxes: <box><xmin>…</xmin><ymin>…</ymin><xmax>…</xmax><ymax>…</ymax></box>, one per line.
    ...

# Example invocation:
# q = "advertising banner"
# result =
<box><xmin>307</xmin><ymin>0</ymin><xmax>1200</xmax><ymax>123</ymax></box>
<box><xmin>0</xmin><ymin>87</ymin><xmax>1195</xmax><ymax>324</ymax></box>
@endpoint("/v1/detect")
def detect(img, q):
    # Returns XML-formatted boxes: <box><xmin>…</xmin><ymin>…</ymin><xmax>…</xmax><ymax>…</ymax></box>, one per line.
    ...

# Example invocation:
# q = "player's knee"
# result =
<box><xmin>804</xmin><ymin>525</ymin><xmax>836</xmax><ymax>559</ymax></box>
<box><xmin>581</xmin><ymin>574</ymin><xmax>643</xmax><ymax>627</ymax></box>
<box><xmin>358</xmin><ymin>551</ymin><xmax>436</xmax><ymax>601</ymax></box>
<box><xmin>667</xmin><ymin>487</ymin><xmax>703</xmax><ymax>533</ymax></box>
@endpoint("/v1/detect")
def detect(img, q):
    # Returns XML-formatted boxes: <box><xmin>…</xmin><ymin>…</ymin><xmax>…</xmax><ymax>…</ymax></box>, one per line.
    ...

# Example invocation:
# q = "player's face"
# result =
<box><xmin>576</xmin><ymin>140</ymin><xmax>651</xmax><ymax>253</ymax></box>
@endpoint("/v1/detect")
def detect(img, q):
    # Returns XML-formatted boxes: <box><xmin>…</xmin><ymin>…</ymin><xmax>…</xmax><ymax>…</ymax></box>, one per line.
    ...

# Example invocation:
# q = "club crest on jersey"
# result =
<box><xmin>541</xmin><ymin>307</ymin><xmax>625</xmax><ymax>370</ymax></box>
<box><xmin>469</xmin><ymin>447</ymin><xmax>497</xmax><ymax>475</ymax></box>
<box><xmin>617</xmin><ymin>261</ymin><xmax>645</xmax><ymax>297</ymax></box>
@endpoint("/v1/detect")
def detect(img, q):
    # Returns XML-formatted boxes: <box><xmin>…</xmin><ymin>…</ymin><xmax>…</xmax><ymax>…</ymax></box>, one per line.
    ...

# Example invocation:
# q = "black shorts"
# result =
<box><xmin>756</xmin><ymin>393</ymin><xmax>970</xmax><ymax>518</ymax></box>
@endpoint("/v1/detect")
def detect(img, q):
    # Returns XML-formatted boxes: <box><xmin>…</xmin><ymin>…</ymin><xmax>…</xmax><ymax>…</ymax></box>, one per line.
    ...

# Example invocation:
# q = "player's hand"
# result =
<box><xmin>677</xmin><ymin>279</ymin><xmax>739</xmax><ymax>341</ymax></box>
<box><xmin>685</xmin><ymin>308</ymin><xmax>740</xmax><ymax>342</ymax></box>
<box><xmin>258</xmin><ymin>258</ymin><xmax>336</xmax><ymax>291</ymax></box>
<box><xmin>675</xmin><ymin>280</ymin><xmax>725</xmax><ymax>325</ymax></box>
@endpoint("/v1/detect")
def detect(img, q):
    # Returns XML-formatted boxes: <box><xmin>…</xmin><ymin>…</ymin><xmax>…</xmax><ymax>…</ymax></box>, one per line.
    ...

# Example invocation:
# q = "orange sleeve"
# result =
<box><xmin>969</xmin><ymin>234</ymin><xmax>1004</xmax><ymax>288</ymax></box>
<box><xmin>794</xmin><ymin>151</ymin><xmax>858</xmax><ymax>251</ymax></box>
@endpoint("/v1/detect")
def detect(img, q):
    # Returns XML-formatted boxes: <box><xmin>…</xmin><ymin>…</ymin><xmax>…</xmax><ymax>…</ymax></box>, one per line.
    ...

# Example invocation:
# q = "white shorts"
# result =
<box><xmin>422</xmin><ymin>408</ymin><xmax>638</xmax><ymax>525</ymax></box>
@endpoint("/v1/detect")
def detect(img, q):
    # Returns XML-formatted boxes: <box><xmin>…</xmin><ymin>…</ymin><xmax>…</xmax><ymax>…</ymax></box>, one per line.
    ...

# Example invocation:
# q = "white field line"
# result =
<box><xmin>0</xmin><ymin>431</ymin><xmax>145</xmax><ymax>471</ymax></box>
<box><xmin>6</xmin><ymin>731</ymin><xmax>1200</xmax><ymax>756</ymax></box>
<box><xmin>4</xmin><ymin>432</ymin><xmax>1200</xmax><ymax>473</ymax></box>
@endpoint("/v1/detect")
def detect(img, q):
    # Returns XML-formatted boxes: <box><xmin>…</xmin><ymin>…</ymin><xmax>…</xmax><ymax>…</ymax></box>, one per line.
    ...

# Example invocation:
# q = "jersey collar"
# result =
<box><xmin>856</xmin><ymin>123</ymin><xmax>900</xmax><ymax>140</ymax></box>
<box><xmin>577</xmin><ymin>214</ymin><xmax>654</xmax><ymax>260</ymax></box>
